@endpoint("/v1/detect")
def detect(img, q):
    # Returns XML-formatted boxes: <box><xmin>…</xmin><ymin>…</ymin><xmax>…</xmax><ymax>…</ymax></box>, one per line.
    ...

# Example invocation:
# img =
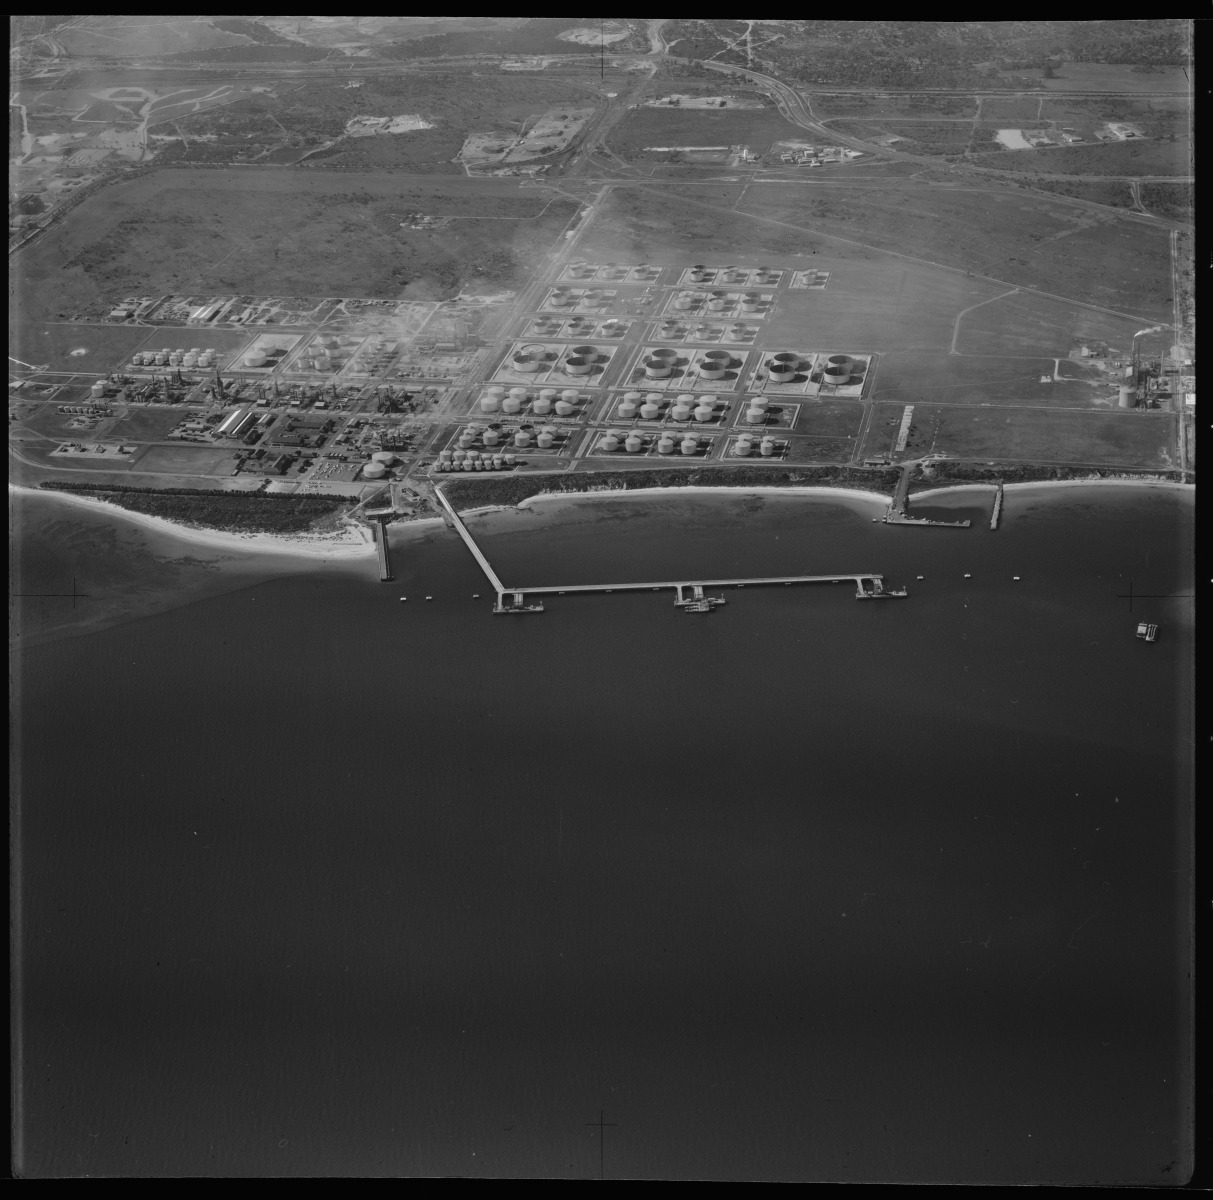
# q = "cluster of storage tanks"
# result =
<box><xmin>351</xmin><ymin>337</ymin><xmax>398</xmax><ymax>373</ymax></box>
<box><xmin>732</xmin><ymin>434</ymin><xmax>780</xmax><ymax>457</ymax></box>
<box><xmin>658</xmin><ymin>319</ymin><xmax>755</xmax><ymax>342</ymax></box>
<box><xmin>479</xmin><ymin>386</ymin><xmax>581</xmax><ymax>416</ymax></box>
<box><xmin>131</xmin><ymin>347</ymin><xmax>219</xmax><ymax>370</ymax></box>
<box><xmin>763</xmin><ymin>353</ymin><xmax>854</xmax><ymax>385</ymax></box>
<box><xmin>548</xmin><ymin>287</ymin><xmax>608</xmax><ymax>309</ymax></box>
<box><xmin>672</xmin><ymin>290</ymin><xmax>764</xmax><ymax>313</ymax></box>
<box><xmin>613</xmin><ymin>392</ymin><xmax>722</xmax><ymax>423</ymax></box>
<box><xmin>455</xmin><ymin>422</ymin><xmax>563</xmax><ymax>451</ymax></box>
<box><xmin>509</xmin><ymin>344</ymin><xmax>604</xmax><ymax>376</ymax></box>
<box><xmin>640</xmin><ymin>349</ymin><xmax>732</xmax><ymax>381</ymax></box>
<box><xmin>687</xmin><ymin>264</ymin><xmax>780</xmax><ymax>285</ymax></box>
<box><xmin>433</xmin><ymin>448</ymin><xmax>517</xmax><ymax>472</ymax></box>
<box><xmin>566</xmin><ymin>262</ymin><xmax>659</xmax><ymax>281</ymax></box>
<box><xmin>300</xmin><ymin>334</ymin><xmax>358</xmax><ymax>372</ymax></box>
<box><xmin>361</xmin><ymin>451</ymin><xmax>397</xmax><ymax>480</ymax></box>
<box><xmin>596</xmin><ymin>429</ymin><xmax>706</xmax><ymax>456</ymax></box>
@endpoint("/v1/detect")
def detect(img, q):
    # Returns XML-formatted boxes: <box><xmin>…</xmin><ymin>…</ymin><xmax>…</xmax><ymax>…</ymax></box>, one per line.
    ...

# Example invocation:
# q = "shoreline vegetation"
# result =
<box><xmin>26</xmin><ymin>465</ymin><xmax>1191</xmax><ymax>549</ymax></box>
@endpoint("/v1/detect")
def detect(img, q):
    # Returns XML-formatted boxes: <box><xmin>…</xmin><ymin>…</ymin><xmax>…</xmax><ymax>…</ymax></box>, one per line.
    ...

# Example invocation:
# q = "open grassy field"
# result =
<box><xmin>379</xmin><ymin>17</ymin><xmax>648</xmax><ymax>58</ymax></box>
<box><xmin>107</xmin><ymin>408</ymin><xmax>193</xmax><ymax>442</ymax></box>
<box><xmin>56</xmin><ymin>16</ymin><xmax>250</xmax><ymax>58</ymax></box>
<box><xmin>736</xmin><ymin>183</ymin><xmax>1174</xmax><ymax>322</ymax></box>
<box><xmin>782</xmin><ymin>435</ymin><xmax>857</xmax><ymax>464</ymax></box>
<box><xmin>1037</xmin><ymin>64</ymin><xmax>1189</xmax><ymax>93</ymax></box>
<box><xmin>9</xmin><ymin>323</ymin><xmax>157</xmax><ymax>373</ymax></box>
<box><xmin>816</xmin><ymin>95</ymin><xmax>977</xmax><ymax>120</ymax></box>
<box><xmin>953</xmin><ymin>291</ymin><xmax>1144</xmax><ymax>357</ymax></box>
<box><xmin>871</xmin><ymin>354</ymin><xmax>1117</xmax><ymax>409</ymax></box>
<box><xmin>132</xmin><ymin>444</ymin><xmax>238</xmax><ymax>475</ymax></box>
<box><xmin>864</xmin><ymin>401</ymin><xmax>1176</xmax><ymax>468</ymax></box>
<box><xmin>967</xmin><ymin>136</ymin><xmax>1191</xmax><ymax>177</ymax></box>
<box><xmin>793</xmin><ymin>402</ymin><xmax>865</xmax><ymax>439</ymax></box>
<box><xmin>12</xmin><ymin>171</ymin><xmax>583</xmax><ymax>322</ymax></box>
<box><xmin>829</xmin><ymin>119</ymin><xmax>973</xmax><ymax>155</ymax></box>
<box><xmin>606</xmin><ymin>107</ymin><xmax>811</xmax><ymax>158</ymax></box>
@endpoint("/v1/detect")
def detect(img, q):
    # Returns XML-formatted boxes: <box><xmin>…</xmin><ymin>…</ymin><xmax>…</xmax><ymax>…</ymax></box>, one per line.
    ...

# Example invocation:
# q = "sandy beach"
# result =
<box><xmin>515</xmin><ymin>484</ymin><xmax>894</xmax><ymax>510</ymax></box>
<box><xmin>10</xmin><ymin>485</ymin><xmax>378</xmax><ymax>559</ymax></box>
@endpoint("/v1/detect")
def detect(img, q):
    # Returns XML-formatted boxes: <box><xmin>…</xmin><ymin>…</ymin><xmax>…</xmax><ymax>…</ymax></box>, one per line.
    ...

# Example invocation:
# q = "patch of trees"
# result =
<box><xmin>166</xmin><ymin>44</ymin><xmax>330</xmax><ymax>63</ymax></box>
<box><xmin>210</xmin><ymin>19</ymin><xmax>300</xmax><ymax>46</ymax></box>
<box><xmin>39</xmin><ymin>481</ymin><xmax>347</xmax><ymax>533</ymax></box>
<box><xmin>1137</xmin><ymin>182</ymin><xmax>1193</xmax><ymax>221</ymax></box>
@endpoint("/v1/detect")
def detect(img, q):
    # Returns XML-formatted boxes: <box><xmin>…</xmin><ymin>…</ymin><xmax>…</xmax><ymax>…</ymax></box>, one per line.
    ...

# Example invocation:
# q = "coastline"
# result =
<box><xmin>514</xmin><ymin>484</ymin><xmax>893</xmax><ymax>510</ymax></box>
<box><xmin>11</xmin><ymin>484</ymin><xmax>378</xmax><ymax>560</ymax></box>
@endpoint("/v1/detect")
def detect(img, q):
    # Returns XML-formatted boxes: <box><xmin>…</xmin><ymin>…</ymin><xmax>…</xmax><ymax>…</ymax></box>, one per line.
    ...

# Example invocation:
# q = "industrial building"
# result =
<box><xmin>215</xmin><ymin>407</ymin><xmax>256</xmax><ymax>439</ymax></box>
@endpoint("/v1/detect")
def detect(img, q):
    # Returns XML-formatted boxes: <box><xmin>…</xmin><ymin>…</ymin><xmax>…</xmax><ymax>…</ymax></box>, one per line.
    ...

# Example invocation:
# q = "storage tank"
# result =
<box><xmin>723</xmin><ymin>265</ymin><xmax>742</xmax><ymax>283</ymax></box>
<box><xmin>767</xmin><ymin>353</ymin><xmax>799</xmax><ymax>383</ymax></box>
<box><xmin>564</xmin><ymin>355</ymin><xmax>592</xmax><ymax>376</ymax></box>
<box><xmin>514</xmin><ymin>430</ymin><xmax>532</xmax><ymax>447</ymax></box>
<box><xmin>90</xmin><ymin>381</ymin><xmax>106</xmax><ymax>395</ymax></box>
<box><xmin>571</xmin><ymin>345</ymin><xmax>599</xmax><ymax>363</ymax></box>
<box><xmin>625</xmin><ymin>433</ymin><xmax>644</xmax><ymax>453</ymax></box>
<box><xmin>513</xmin><ymin>352</ymin><xmax>540</xmax><ymax>373</ymax></box>
<box><xmin>700</xmin><ymin>350</ymin><xmax>732</xmax><ymax>379</ymax></box>
<box><xmin>583</xmin><ymin>290</ymin><xmax>604</xmax><ymax>308</ymax></box>
<box><xmin>644</xmin><ymin>357</ymin><xmax>672</xmax><ymax>379</ymax></box>
<box><xmin>363</xmin><ymin>462</ymin><xmax>386</xmax><ymax>479</ymax></box>
<box><xmin>756</xmin><ymin>266</ymin><xmax>777</xmax><ymax>283</ymax></box>
<box><xmin>503</xmin><ymin>453</ymin><xmax>517</xmax><ymax>466</ymax></box>
<box><xmin>618</xmin><ymin>395</ymin><xmax>639</xmax><ymax>419</ymax></box>
<box><xmin>640</xmin><ymin>399</ymin><xmax>661</xmax><ymax>419</ymax></box>
<box><xmin>555</xmin><ymin>399</ymin><xmax>575</xmax><ymax>417</ymax></box>
<box><xmin>740</xmin><ymin>292</ymin><xmax>761</xmax><ymax>313</ymax></box>
<box><xmin>674</xmin><ymin>292</ymin><xmax>694</xmax><ymax>310</ymax></box>
<box><xmin>603</xmin><ymin>262</ymin><xmax>623</xmax><ymax>279</ymax></box>
<box><xmin>823</xmin><ymin>354</ymin><xmax>852</xmax><ymax>383</ymax></box>
<box><xmin>735</xmin><ymin>437</ymin><xmax>753</xmax><ymax>457</ymax></box>
<box><xmin>480</xmin><ymin>393</ymin><xmax>500</xmax><ymax>413</ymax></box>
<box><xmin>502</xmin><ymin>395</ymin><xmax>523</xmax><ymax>415</ymax></box>
<box><xmin>671</xmin><ymin>400</ymin><xmax>692</xmax><ymax>421</ymax></box>
<box><xmin>1119</xmin><ymin>385</ymin><xmax>1137</xmax><ymax>408</ymax></box>
<box><xmin>244</xmin><ymin>352</ymin><xmax>268</xmax><ymax>368</ymax></box>
<box><xmin>452</xmin><ymin>449</ymin><xmax>466</xmax><ymax>463</ymax></box>
<box><xmin>532</xmin><ymin>395</ymin><xmax>552</xmax><ymax>417</ymax></box>
<box><xmin>155</xmin><ymin>352</ymin><xmax>169</xmax><ymax>366</ymax></box>
<box><xmin>561</xmin><ymin>389</ymin><xmax>580</xmax><ymax>403</ymax></box>
<box><xmin>461</xmin><ymin>460</ymin><xmax>475</xmax><ymax>471</ymax></box>
<box><xmin>746</xmin><ymin>405</ymin><xmax>767</xmax><ymax>424</ymax></box>
<box><xmin>439</xmin><ymin>449</ymin><xmax>453</xmax><ymax>462</ymax></box>
<box><xmin>550</xmin><ymin>287</ymin><xmax>572</xmax><ymax>306</ymax></box>
<box><xmin>483</xmin><ymin>429</ymin><xmax>500</xmax><ymax>446</ymax></box>
<box><xmin>759</xmin><ymin>438</ymin><xmax>776</xmax><ymax>457</ymax></box>
<box><xmin>694</xmin><ymin>402</ymin><xmax>715</xmax><ymax>422</ymax></box>
<box><xmin>600</xmin><ymin>433</ymin><xmax>620</xmax><ymax>452</ymax></box>
<box><xmin>492</xmin><ymin>456</ymin><xmax>505</xmax><ymax>469</ymax></box>
<box><xmin>707</xmin><ymin>290</ymin><xmax>728</xmax><ymax>312</ymax></box>
<box><xmin>537</xmin><ymin>431</ymin><xmax>554</xmax><ymax>449</ymax></box>
<box><xmin>681</xmin><ymin>436</ymin><xmax>698</xmax><ymax>456</ymax></box>
<box><xmin>183</xmin><ymin>354</ymin><xmax>198</xmax><ymax>368</ymax></box>
<box><xmin>487</xmin><ymin>385</ymin><xmax>506</xmax><ymax>402</ymax></box>
<box><xmin>372</xmin><ymin>452</ymin><xmax>397</xmax><ymax>465</ymax></box>
<box><xmin>689</xmin><ymin>265</ymin><xmax>707</xmax><ymax>281</ymax></box>
<box><xmin>656</xmin><ymin>435</ymin><xmax>675</xmax><ymax>454</ymax></box>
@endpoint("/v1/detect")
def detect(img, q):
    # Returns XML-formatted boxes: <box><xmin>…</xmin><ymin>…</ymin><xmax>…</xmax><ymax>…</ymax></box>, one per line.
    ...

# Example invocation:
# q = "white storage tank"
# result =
<box><xmin>514</xmin><ymin>430</ymin><xmax>532</xmax><ymax>447</ymax></box>
<box><xmin>503</xmin><ymin>453</ymin><xmax>517</xmax><ymax>466</ymax></box>
<box><xmin>618</xmin><ymin>396</ymin><xmax>639</xmax><ymax>419</ymax></box>
<box><xmin>554</xmin><ymin>399</ymin><xmax>575</xmax><ymax>417</ymax></box>
<box><xmin>480</xmin><ymin>393</ymin><xmax>500</xmax><ymax>413</ymax></box>
<box><xmin>694</xmin><ymin>402</ymin><xmax>715</xmax><ymax>422</ymax></box>
<box><xmin>707</xmin><ymin>290</ymin><xmax>728</xmax><ymax>312</ymax></box>
<box><xmin>483</xmin><ymin>429</ymin><xmax>500</xmax><ymax>446</ymax></box>
<box><xmin>537</xmin><ymin>431</ymin><xmax>554</xmax><ymax>449</ymax></box>
<box><xmin>532</xmin><ymin>394</ymin><xmax>552</xmax><ymax>416</ymax></box>
<box><xmin>759</xmin><ymin>438</ymin><xmax>776</xmax><ymax>457</ymax></box>
<box><xmin>671</xmin><ymin>400</ymin><xmax>692</xmax><ymax>421</ymax></box>
<box><xmin>735</xmin><ymin>437</ymin><xmax>753</xmax><ymax>456</ymax></box>
<box><xmin>640</xmin><ymin>399</ymin><xmax>661</xmax><ymax>419</ymax></box>
<box><xmin>681</xmin><ymin>436</ymin><xmax>698</xmax><ymax>455</ymax></box>
<box><xmin>740</xmin><ymin>292</ymin><xmax>761</xmax><ymax>313</ymax></box>
<box><xmin>625</xmin><ymin>433</ymin><xmax>644</xmax><ymax>453</ymax></box>
<box><xmin>502</xmin><ymin>395</ymin><xmax>522</xmax><ymax>414</ymax></box>
<box><xmin>656</xmin><ymin>435</ymin><xmax>674</xmax><ymax>454</ymax></box>
<box><xmin>452</xmin><ymin>449</ymin><xmax>466</xmax><ymax>463</ymax></box>
<box><xmin>674</xmin><ymin>292</ymin><xmax>694</xmax><ymax>310</ymax></box>
<box><xmin>600</xmin><ymin>433</ymin><xmax>620</xmax><ymax>452</ymax></box>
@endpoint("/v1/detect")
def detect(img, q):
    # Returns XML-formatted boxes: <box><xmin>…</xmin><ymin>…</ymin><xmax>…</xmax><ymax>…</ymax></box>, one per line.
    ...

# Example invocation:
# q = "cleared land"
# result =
<box><xmin>966</xmin><ymin>136</ymin><xmax>1190</xmax><ymax>177</ymax></box>
<box><xmin>606</xmin><ymin>107</ymin><xmax>813</xmax><ymax>158</ymax></box>
<box><xmin>735</xmin><ymin>184</ymin><xmax>1174</xmax><ymax>322</ymax></box>
<box><xmin>12</xmin><ymin>171</ymin><xmax>582</xmax><ymax>322</ymax></box>
<box><xmin>9</xmin><ymin>323</ymin><xmax>157</xmax><ymax>373</ymax></box>
<box><xmin>864</xmin><ymin>401</ymin><xmax>1176</xmax><ymax>468</ymax></box>
<box><xmin>871</xmin><ymin>355</ymin><xmax>1119</xmax><ymax>408</ymax></box>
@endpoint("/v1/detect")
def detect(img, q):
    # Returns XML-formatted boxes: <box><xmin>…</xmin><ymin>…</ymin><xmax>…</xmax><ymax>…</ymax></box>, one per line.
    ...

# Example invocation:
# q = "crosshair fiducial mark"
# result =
<box><xmin>1114</xmin><ymin>580</ymin><xmax>1193</xmax><ymax>613</ymax></box>
<box><xmin>585</xmin><ymin>1110</ymin><xmax>617</xmax><ymax>1180</ymax></box>
<box><xmin>12</xmin><ymin>576</ymin><xmax>91</xmax><ymax>609</ymax></box>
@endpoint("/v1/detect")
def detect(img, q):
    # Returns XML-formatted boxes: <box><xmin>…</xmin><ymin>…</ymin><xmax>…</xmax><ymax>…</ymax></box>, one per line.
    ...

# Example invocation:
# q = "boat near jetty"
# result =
<box><xmin>1135</xmin><ymin>620</ymin><xmax>1158</xmax><ymax>643</ymax></box>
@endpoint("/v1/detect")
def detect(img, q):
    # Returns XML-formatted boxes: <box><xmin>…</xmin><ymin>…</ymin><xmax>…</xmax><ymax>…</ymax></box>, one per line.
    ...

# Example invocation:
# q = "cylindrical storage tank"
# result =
<box><xmin>756</xmin><ymin>266</ymin><xmax>776</xmax><ymax>282</ymax></box>
<box><xmin>735</xmin><ymin>437</ymin><xmax>753</xmax><ymax>456</ymax></box>
<box><xmin>539</xmin><ymin>387</ymin><xmax>558</xmax><ymax>403</ymax></box>
<box><xmin>1118</xmin><ymin>386</ymin><xmax>1137</xmax><ymax>408</ymax></box>
<box><xmin>564</xmin><ymin>356</ymin><xmax>592</xmax><ymax>376</ymax></box>
<box><xmin>674</xmin><ymin>292</ymin><xmax>694</xmax><ymax>310</ymax></box>
<box><xmin>503</xmin><ymin>453</ymin><xmax>517</xmax><ymax>466</ymax></box>
<box><xmin>600</xmin><ymin>433</ymin><xmax>620</xmax><ymax>452</ymax></box>
<box><xmin>244</xmin><ymin>352</ymin><xmax>267</xmax><ymax>368</ymax></box>
<box><xmin>651</xmin><ymin>348</ymin><xmax>678</xmax><ymax>363</ymax></box>
<box><xmin>681</xmin><ymin>436</ymin><xmax>698</xmax><ymax>456</ymax></box>
<box><xmin>759</xmin><ymin>438</ymin><xmax>776</xmax><ymax>457</ymax></box>
<box><xmin>155</xmin><ymin>353</ymin><xmax>169</xmax><ymax>366</ymax></box>
<box><xmin>625</xmin><ymin>433</ymin><xmax>644</xmax><ymax>453</ymax></box>
<box><xmin>514</xmin><ymin>430</ymin><xmax>532</xmax><ymax>447</ymax></box>
<box><xmin>487</xmin><ymin>385</ymin><xmax>506</xmax><ymax>401</ymax></box>
<box><xmin>471</xmin><ymin>459</ymin><xmax>483</xmax><ymax>470</ymax></box>
<box><xmin>537</xmin><ymin>432</ymin><xmax>554</xmax><ymax>449</ymax></box>
<box><xmin>502</xmin><ymin>395</ymin><xmax>522</xmax><ymax>414</ymax></box>
<box><xmin>671</xmin><ymin>401</ymin><xmax>692</xmax><ymax>421</ymax></box>
<box><xmin>373</xmin><ymin>452</ymin><xmax>397</xmax><ymax>465</ymax></box>
<box><xmin>723</xmin><ymin>265</ymin><xmax>742</xmax><ymax>282</ymax></box>
<box><xmin>746</xmin><ymin>405</ymin><xmax>767</xmax><ymax>424</ymax></box>
<box><xmin>439</xmin><ymin>449</ymin><xmax>453</xmax><ymax>461</ymax></box>
<box><xmin>561</xmin><ymin>389</ymin><xmax>580</xmax><ymax>403</ymax></box>
<box><xmin>640</xmin><ymin>400</ymin><xmax>661</xmax><ymax>419</ymax></box>
<box><xmin>618</xmin><ymin>397</ymin><xmax>638</xmax><ymax>419</ymax></box>
<box><xmin>435</xmin><ymin>462</ymin><xmax>449</xmax><ymax>472</ymax></box>
<box><xmin>363</xmin><ymin>462</ymin><xmax>386</xmax><ymax>479</ymax></box>
<box><xmin>480</xmin><ymin>393</ymin><xmax>500</xmax><ymax>412</ymax></box>
<box><xmin>509</xmin><ymin>387</ymin><xmax>528</xmax><ymax>402</ymax></box>
<box><xmin>740</xmin><ymin>292</ymin><xmax>761</xmax><ymax>312</ymax></box>
<box><xmin>656</xmin><ymin>435</ymin><xmax>674</xmax><ymax>455</ymax></box>
<box><xmin>554</xmin><ymin>400</ymin><xmax>575</xmax><ymax>417</ymax></box>
<box><xmin>571</xmin><ymin>345</ymin><xmax>598</xmax><ymax>362</ymax></box>
<box><xmin>532</xmin><ymin>394</ymin><xmax>552</xmax><ymax>415</ymax></box>
<box><xmin>513</xmin><ymin>353</ymin><xmax>540</xmax><ymax>373</ymax></box>
<box><xmin>90</xmin><ymin>381</ymin><xmax>106</xmax><ymax>395</ymax></box>
<box><xmin>452</xmin><ymin>449</ymin><xmax>466</xmax><ymax>463</ymax></box>
<box><xmin>707</xmin><ymin>290</ymin><xmax>728</xmax><ymax>311</ymax></box>
<box><xmin>644</xmin><ymin>358</ymin><xmax>672</xmax><ymax>379</ymax></box>
<box><xmin>461</xmin><ymin>460</ymin><xmax>475</xmax><ymax>471</ymax></box>
<box><xmin>583</xmin><ymin>290</ymin><xmax>603</xmax><ymax>307</ymax></box>
<box><xmin>183</xmin><ymin>354</ymin><xmax>198</xmax><ymax>368</ymax></box>
<box><xmin>492</xmin><ymin>456</ymin><xmax>505</xmax><ymax>469</ymax></box>
<box><xmin>694</xmin><ymin>402</ymin><xmax>714</xmax><ymax>422</ymax></box>
<box><xmin>483</xmin><ymin>429</ymin><xmax>500</xmax><ymax>446</ymax></box>
<box><xmin>689</xmin><ymin>265</ymin><xmax>707</xmax><ymax>280</ymax></box>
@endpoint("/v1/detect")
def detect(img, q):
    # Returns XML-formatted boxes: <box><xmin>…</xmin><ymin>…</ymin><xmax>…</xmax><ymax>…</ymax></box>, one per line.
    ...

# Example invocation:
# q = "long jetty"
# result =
<box><xmin>990</xmin><ymin>482</ymin><xmax>1005</xmax><ymax>530</ymax></box>
<box><xmin>434</xmin><ymin>487</ymin><xmax>905</xmax><ymax>610</ymax></box>
<box><xmin>374</xmin><ymin>517</ymin><xmax>393</xmax><ymax>582</ymax></box>
<box><xmin>883</xmin><ymin>465</ymin><xmax>971</xmax><ymax>527</ymax></box>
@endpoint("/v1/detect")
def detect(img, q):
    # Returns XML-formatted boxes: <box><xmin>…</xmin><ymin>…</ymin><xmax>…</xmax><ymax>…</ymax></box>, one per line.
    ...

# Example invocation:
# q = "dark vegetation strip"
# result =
<box><xmin>38</xmin><ymin>482</ymin><xmax>347</xmax><ymax>533</ymax></box>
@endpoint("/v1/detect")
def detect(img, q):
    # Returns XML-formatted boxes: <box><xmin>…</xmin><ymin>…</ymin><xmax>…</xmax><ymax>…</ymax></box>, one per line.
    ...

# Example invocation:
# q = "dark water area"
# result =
<box><xmin>13</xmin><ymin>486</ymin><xmax>1194</xmax><ymax>1181</ymax></box>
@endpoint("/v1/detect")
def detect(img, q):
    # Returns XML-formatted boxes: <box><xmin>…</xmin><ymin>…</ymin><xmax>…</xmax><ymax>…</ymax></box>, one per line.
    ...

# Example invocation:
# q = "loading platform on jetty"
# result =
<box><xmin>883</xmin><ymin>465</ymin><xmax>971</xmax><ymax>528</ymax></box>
<box><xmin>434</xmin><ymin>487</ymin><xmax>908</xmax><ymax>614</ymax></box>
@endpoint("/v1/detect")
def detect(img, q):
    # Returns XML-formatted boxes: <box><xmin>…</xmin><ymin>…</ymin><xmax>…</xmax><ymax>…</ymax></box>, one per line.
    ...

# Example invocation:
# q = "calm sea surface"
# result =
<box><xmin>13</xmin><ymin>486</ymin><xmax>1194</xmax><ymax>1181</ymax></box>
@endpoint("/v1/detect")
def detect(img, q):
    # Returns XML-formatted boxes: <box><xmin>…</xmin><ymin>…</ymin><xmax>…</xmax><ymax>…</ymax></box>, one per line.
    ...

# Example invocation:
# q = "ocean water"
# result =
<box><xmin>12</xmin><ymin>485</ymin><xmax>1194</xmax><ymax>1181</ymax></box>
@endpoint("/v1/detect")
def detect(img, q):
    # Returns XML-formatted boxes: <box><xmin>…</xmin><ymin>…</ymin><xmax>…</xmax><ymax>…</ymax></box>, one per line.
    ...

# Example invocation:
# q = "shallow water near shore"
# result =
<box><xmin>13</xmin><ymin>485</ymin><xmax>1194</xmax><ymax>1181</ymax></box>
